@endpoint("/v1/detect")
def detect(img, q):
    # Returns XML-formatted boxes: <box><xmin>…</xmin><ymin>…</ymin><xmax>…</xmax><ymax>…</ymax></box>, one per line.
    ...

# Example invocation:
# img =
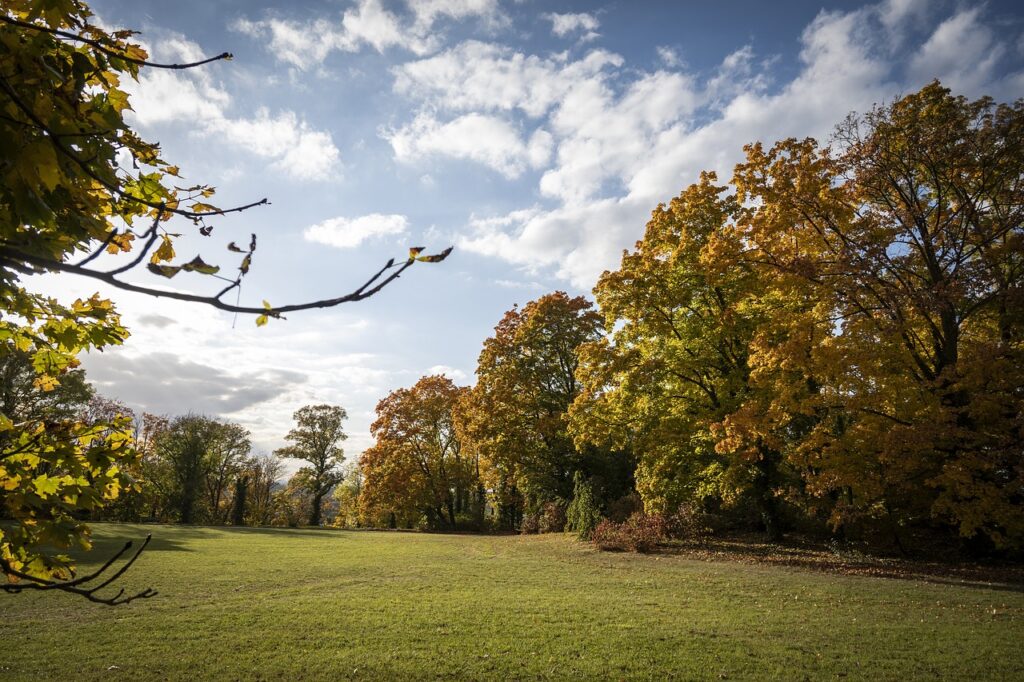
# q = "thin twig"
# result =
<box><xmin>1</xmin><ymin>246</ymin><xmax>451</xmax><ymax>316</ymax></box>
<box><xmin>0</xmin><ymin>16</ymin><xmax>232</xmax><ymax>70</ymax></box>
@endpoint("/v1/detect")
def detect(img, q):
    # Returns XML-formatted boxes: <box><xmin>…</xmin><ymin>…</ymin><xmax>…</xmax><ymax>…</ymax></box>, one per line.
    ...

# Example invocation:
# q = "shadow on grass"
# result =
<box><xmin>658</xmin><ymin>536</ymin><xmax>1024</xmax><ymax>594</ymax></box>
<box><xmin>88</xmin><ymin>521</ymin><xmax>360</xmax><ymax>548</ymax></box>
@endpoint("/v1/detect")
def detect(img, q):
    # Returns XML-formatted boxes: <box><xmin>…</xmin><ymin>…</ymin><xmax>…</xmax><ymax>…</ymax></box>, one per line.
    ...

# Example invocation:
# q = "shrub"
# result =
<box><xmin>520</xmin><ymin>513</ymin><xmax>540</xmax><ymax>534</ymax></box>
<box><xmin>539</xmin><ymin>500</ymin><xmax>567</xmax><ymax>533</ymax></box>
<box><xmin>592</xmin><ymin>512</ymin><xmax>668</xmax><ymax>553</ymax></box>
<box><xmin>566</xmin><ymin>472</ymin><xmax>602</xmax><ymax>540</ymax></box>
<box><xmin>666</xmin><ymin>502</ymin><xmax>713</xmax><ymax>541</ymax></box>
<box><xmin>607</xmin><ymin>492</ymin><xmax>643</xmax><ymax>523</ymax></box>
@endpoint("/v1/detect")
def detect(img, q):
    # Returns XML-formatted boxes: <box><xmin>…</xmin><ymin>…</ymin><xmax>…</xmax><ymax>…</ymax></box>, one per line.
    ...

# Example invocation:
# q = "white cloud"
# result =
<box><xmin>207</xmin><ymin>109</ymin><xmax>341</xmax><ymax>181</ymax></box>
<box><xmin>125</xmin><ymin>37</ymin><xmax>230</xmax><ymax>126</ymax></box>
<box><xmin>426</xmin><ymin>364</ymin><xmax>469</xmax><ymax>382</ymax></box>
<box><xmin>526</xmin><ymin>129</ymin><xmax>554</xmax><ymax>168</ymax></box>
<box><xmin>544</xmin><ymin>12</ymin><xmax>599</xmax><ymax>38</ymax></box>
<box><xmin>124</xmin><ymin>36</ymin><xmax>341</xmax><ymax>180</ymax></box>
<box><xmin>382</xmin><ymin>112</ymin><xmax>537</xmax><ymax>178</ymax></box>
<box><xmin>231</xmin><ymin>1</ymin><xmax>428</xmax><ymax>67</ymax></box>
<box><xmin>440</xmin><ymin>1</ymin><xmax>1021</xmax><ymax>288</ymax></box>
<box><xmin>656</xmin><ymin>46</ymin><xmax>682</xmax><ymax>68</ymax></box>
<box><xmin>233</xmin><ymin>0</ymin><xmax>506</xmax><ymax>70</ymax></box>
<box><xmin>909</xmin><ymin>8</ymin><xmax>1003</xmax><ymax>96</ymax></box>
<box><xmin>541</xmin><ymin>70</ymin><xmax>698</xmax><ymax>205</ymax></box>
<box><xmin>878</xmin><ymin>0</ymin><xmax>930</xmax><ymax>33</ymax></box>
<box><xmin>411</xmin><ymin>0</ymin><xmax>506</xmax><ymax>30</ymax></box>
<box><xmin>304</xmin><ymin>214</ymin><xmax>410</xmax><ymax>249</ymax></box>
<box><xmin>392</xmin><ymin>41</ymin><xmax>624</xmax><ymax>118</ymax></box>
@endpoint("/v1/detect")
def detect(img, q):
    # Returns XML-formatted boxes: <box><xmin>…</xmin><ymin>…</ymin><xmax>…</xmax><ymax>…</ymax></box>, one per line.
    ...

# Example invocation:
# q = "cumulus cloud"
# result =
<box><xmin>124</xmin><ymin>36</ymin><xmax>341</xmax><ymax>180</ymax></box>
<box><xmin>908</xmin><ymin>8</ymin><xmax>1004</xmax><ymax>96</ymax></box>
<box><xmin>418</xmin><ymin>0</ymin><xmax>1023</xmax><ymax>287</ymax></box>
<box><xmin>304</xmin><ymin>214</ymin><xmax>410</xmax><ymax>249</ymax></box>
<box><xmin>544</xmin><ymin>12</ymin><xmax>599</xmax><ymax>38</ymax></box>
<box><xmin>392</xmin><ymin>41</ymin><xmax>623</xmax><ymax>118</ymax></box>
<box><xmin>207</xmin><ymin>109</ymin><xmax>341</xmax><ymax>181</ymax></box>
<box><xmin>382</xmin><ymin>112</ymin><xmax>544</xmax><ymax>178</ymax></box>
<box><xmin>233</xmin><ymin>0</ymin><xmax>506</xmax><ymax>69</ymax></box>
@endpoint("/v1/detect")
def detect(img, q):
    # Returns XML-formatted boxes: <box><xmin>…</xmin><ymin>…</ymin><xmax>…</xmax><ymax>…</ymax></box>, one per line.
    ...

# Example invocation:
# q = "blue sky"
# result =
<box><xmin>33</xmin><ymin>0</ymin><xmax>1024</xmax><ymax>467</ymax></box>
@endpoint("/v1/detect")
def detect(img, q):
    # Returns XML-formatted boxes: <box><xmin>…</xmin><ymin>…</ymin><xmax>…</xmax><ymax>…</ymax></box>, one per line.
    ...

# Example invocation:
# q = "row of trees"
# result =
<box><xmin>109</xmin><ymin>404</ymin><xmax>348</xmax><ymax>529</ymax></box>
<box><xmin>354</xmin><ymin>291</ymin><xmax>634</xmax><ymax>532</ymax></box>
<box><xmin>0</xmin><ymin>346</ymin><xmax>348</xmax><ymax>529</ymax></box>
<box><xmin>356</xmin><ymin>83</ymin><xmax>1023</xmax><ymax>553</ymax></box>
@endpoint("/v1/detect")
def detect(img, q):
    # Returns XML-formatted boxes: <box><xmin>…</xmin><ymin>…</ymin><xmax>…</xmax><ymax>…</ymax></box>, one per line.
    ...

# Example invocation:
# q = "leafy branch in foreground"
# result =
<box><xmin>0</xmin><ymin>535</ymin><xmax>156</xmax><ymax>606</ymax></box>
<box><xmin>0</xmin><ymin>0</ymin><xmax>449</xmax><ymax>603</ymax></box>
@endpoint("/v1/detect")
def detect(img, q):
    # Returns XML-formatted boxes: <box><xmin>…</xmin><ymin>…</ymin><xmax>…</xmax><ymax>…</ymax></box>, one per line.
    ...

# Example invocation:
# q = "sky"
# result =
<box><xmin>29</xmin><ymin>0</ymin><xmax>1024</xmax><ymax>472</ymax></box>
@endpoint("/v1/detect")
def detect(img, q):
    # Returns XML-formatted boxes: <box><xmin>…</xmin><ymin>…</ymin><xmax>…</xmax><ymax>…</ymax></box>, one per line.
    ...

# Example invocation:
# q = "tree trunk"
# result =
<box><xmin>309</xmin><ymin>491</ymin><xmax>323</xmax><ymax>526</ymax></box>
<box><xmin>446</xmin><ymin>497</ymin><xmax>457</xmax><ymax>528</ymax></box>
<box><xmin>231</xmin><ymin>475</ymin><xmax>248</xmax><ymax>526</ymax></box>
<box><xmin>754</xmin><ymin>447</ymin><xmax>783</xmax><ymax>542</ymax></box>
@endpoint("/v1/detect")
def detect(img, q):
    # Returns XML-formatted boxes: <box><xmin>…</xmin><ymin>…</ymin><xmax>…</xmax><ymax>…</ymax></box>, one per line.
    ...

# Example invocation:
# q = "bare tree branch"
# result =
<box><xmin>0</xmin><ymin>246</ymin><xmax>452</xmax><ymax>316</ymax></box>
<box><xmin>0</xmin><ymin>16</ymin><xmax>232</xmax><ymax>70</ymax></box>
<box><xmin>0</xmin><ymin>535</ymin><xmax>157</xmax><ymax>606</ymax></box>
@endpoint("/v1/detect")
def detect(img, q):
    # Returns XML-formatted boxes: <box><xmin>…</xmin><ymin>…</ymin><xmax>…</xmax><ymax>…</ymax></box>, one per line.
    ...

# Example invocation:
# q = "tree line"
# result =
<box><xmin>0</xmin><ymin>348</ymin><xmax>349</xmax><ymax>530</ymax></box>
<box><xmin>353</xmin><ymin>83</ymin><xmax>1024</xmax><ymax>555</ymax></box>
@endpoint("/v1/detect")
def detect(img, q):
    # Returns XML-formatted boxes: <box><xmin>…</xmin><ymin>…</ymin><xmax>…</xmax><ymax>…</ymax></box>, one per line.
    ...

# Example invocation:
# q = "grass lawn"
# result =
<box><xmin>2</xmin><ymin>524</ymin><xmax>1022</xmax><ymax>680</ymax></box>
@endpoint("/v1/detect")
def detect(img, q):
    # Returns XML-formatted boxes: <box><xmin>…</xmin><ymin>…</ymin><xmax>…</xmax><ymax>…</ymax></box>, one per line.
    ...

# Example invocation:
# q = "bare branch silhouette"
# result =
<box><xmin>0</xmin><ymin>535</ymin><xmax>157</xmax><ymax>606</ymax></box>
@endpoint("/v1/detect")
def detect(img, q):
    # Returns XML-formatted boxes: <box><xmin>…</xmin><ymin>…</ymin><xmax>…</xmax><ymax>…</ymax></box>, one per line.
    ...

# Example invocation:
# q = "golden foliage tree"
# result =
<box><xmin>360</xmin><ymin>375</ymin><xmax>472</xmax><ymax>529</ymax></box>
<box><xmin>574</xmin><ymin>82</ymin><xmax>1023</xmax><ymax>549</ymax></box>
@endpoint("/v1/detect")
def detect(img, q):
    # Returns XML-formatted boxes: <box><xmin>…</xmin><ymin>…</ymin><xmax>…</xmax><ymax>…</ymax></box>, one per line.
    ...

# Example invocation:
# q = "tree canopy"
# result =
<box><xmin>274</xmin><ymin>405</ymin><xmax>347</xmax><ymax>526</ymax></box>
<box><xmin>572</xmin><ymin>82</ymin><xmax>1024</xmax><ymax>549</ymax></box>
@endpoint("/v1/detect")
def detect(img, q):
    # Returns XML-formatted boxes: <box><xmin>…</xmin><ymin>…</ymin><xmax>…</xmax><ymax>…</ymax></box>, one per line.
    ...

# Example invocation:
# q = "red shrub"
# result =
<box><xmin>592</xmin><ymin>512</ymin><xmax>668</xmax><ymax>553</ymax></box>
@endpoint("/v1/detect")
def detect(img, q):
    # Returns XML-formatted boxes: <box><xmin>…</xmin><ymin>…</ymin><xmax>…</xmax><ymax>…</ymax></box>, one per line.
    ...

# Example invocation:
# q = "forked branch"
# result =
<box><xmin>0</xmin><ymin>535</ymin><xmax>157</xmax><ymax>606</ymax></box>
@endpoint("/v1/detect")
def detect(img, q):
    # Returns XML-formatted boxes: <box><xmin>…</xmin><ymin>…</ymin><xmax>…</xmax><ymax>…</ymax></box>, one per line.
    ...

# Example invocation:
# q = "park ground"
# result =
<box><xmin>2</xmin><ymin>524</ymin><xmax>1022</xmax><ymax>680</ymax></box>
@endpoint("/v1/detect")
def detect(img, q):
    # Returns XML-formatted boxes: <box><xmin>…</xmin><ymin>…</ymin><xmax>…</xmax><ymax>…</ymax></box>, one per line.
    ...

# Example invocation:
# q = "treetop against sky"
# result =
<box><xmin>30</xmin><ymin>0</ymin><xmax>1024</xmax><ymax>460</ymax></box>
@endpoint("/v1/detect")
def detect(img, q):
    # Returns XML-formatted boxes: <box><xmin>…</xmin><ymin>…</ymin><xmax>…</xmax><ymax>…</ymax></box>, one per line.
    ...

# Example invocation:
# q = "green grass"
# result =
<box><xmin>2</xmin><ymin>524</ymin><xmax>1022</xmax><ymax>680</ymax></box>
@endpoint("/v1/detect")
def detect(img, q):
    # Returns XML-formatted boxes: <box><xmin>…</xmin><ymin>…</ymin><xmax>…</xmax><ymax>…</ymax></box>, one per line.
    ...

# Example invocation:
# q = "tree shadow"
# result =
<box><xmin>657</xmin><ymin>535</ymin><xmax>1024</xmax><ymax>594</ymax></box>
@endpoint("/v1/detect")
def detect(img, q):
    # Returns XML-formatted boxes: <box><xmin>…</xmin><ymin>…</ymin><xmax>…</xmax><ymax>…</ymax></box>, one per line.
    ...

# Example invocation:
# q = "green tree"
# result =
<box><xmin>275</xmin><ymin>405</ymin><xmax>347</xmax><ymax>526</ymax></box>
<box><xmin>230</xmin><ymin>472</ymin><xmax>248</xmax><ymax>526</ymax></box>
<box><xmin>565</xmin><ymin>471</ymin><xmax>601</xmax><ymax>540</ymax></box>
<box><xmin>202</xmin><ymin>422</ymin><xmax>250</xmax><ymax>524</ymax></box>
<box><xmin>155</xmin><ymin>415</ymin><xmax>215</xmax><ymax>524</ymax></box>
<box><xmin>0</xmin><ymin>0</ymin><xmax>449</xmax><ymax>598</ymax></box>
<box><xmin>0</xmin><ymin>349</ymin><xmax>93</xmax><ymax>421</ymax></box>
<box><xmin>460</xmin><ymin>292</ymin><xmax>622</xmax><ymax>529</ymax></box>
<box><xmin>332</xmin><ymin>461</ymin><xmax>364</xmax><ymax>528</ymax></box>
<box><xmin>240</xmin><ymin>454</ymin><xmax>282</xmax><ymax>526</ymax></box>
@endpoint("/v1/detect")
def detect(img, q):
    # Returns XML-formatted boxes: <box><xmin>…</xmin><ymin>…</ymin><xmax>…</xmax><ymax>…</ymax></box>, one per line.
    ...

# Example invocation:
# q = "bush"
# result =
<box><xmin>607</xmin><ymin>492</ymin><xmax>643</xmax><ymax>523</ymax></box>
<box><xmin>666</xmin><ymin>502</ymin><xmax>713</xmax><ymax>541</ymax></box>
<box><xmin>539</xmin><ymin>500</ymin><xmax>567</xmax><ymax>533</ymax></box>
<box><xmin>592</xmin><ymin>512</ymin><xmax>668</xmax><ymax>553</ymax></box>
<box><xmin>520</xmin><ymin>513</ymin><xmax>540</xmax><ymax>534</ymax></box>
